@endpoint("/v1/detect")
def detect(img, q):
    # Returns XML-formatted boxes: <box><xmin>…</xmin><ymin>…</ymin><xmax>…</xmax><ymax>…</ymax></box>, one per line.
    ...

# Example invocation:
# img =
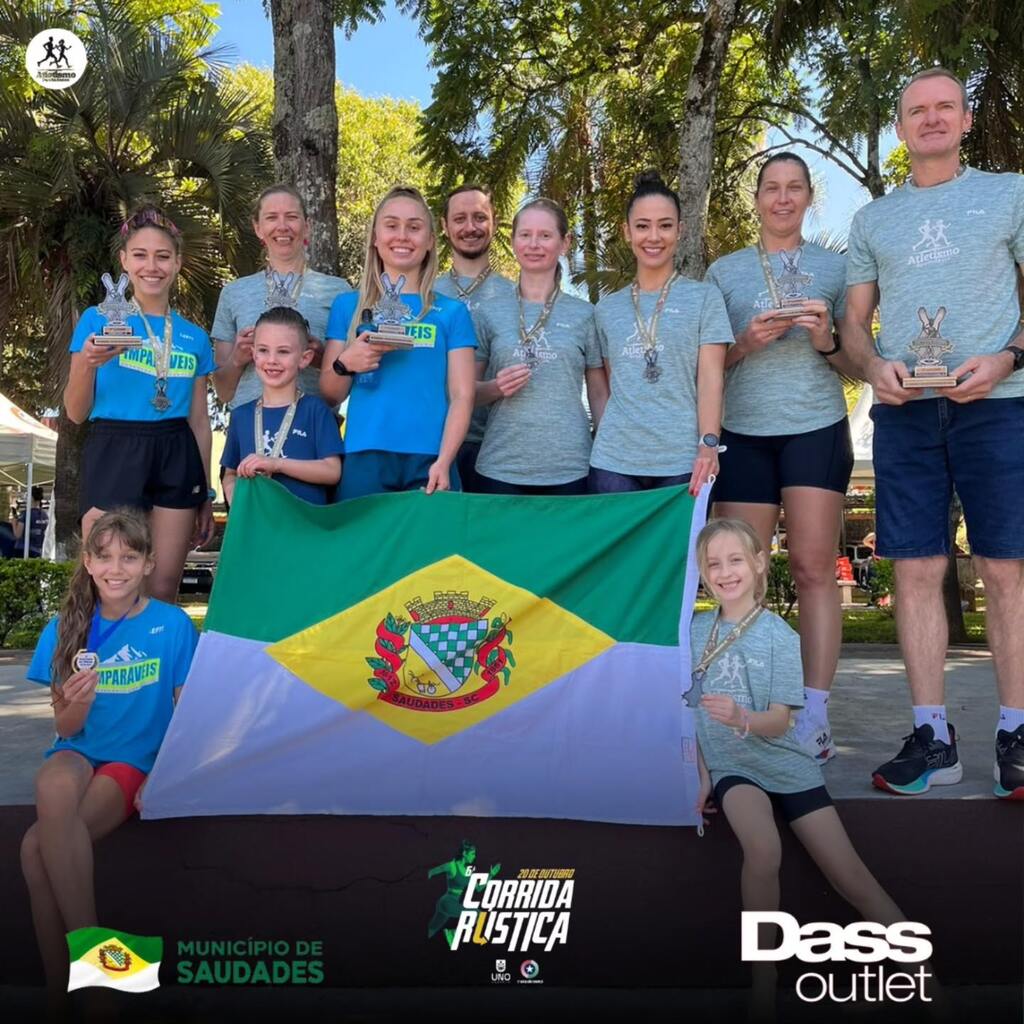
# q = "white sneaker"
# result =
<box><xmin>793</xmin><ymin>713</ymin><xmax>836</xmax><ymax>764</ymax></box>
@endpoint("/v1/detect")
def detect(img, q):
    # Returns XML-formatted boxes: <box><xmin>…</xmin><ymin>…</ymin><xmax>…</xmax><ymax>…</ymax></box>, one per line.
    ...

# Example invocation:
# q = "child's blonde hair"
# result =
<box><xmin>695</xmin><ymin>518</ymin><xmax>769</xmax><ymax>604</ymax></box>
<box><xmin>347</xmin><ymin>185</ymin><xmax>438</xmax><ymax>343</ymax></box>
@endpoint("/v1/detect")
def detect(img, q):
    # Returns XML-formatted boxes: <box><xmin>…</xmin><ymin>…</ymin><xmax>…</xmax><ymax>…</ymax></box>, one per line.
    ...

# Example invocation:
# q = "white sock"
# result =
<box><xmin>803</xmin><ymin>688</ymin><xmax>830</xmax><ymax>723</ymax></box>
<box><xmin>913</xmin><ymin>705</ymin><xmax>949</xmax><ymax>744</ymax></box>
<box><xmin>998</xmin><ymin>706</ymin><xmax>1024</xmax><ymax>735</ymax></box>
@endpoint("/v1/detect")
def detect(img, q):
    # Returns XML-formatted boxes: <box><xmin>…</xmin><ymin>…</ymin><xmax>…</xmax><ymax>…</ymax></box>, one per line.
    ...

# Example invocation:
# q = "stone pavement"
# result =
<box><xmin>0</xmin><ymin>644</ymin><xmax>1001</xmax><ymax>805</ymax></box>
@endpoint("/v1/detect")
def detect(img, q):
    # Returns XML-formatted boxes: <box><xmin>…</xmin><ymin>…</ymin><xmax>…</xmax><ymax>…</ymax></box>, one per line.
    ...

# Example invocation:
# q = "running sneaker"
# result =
<box><xmin>871</xmin><ymin>723</ymin><xmax>962</xmax><ymax>795</ymax></box>
<box><xmin>793</xmin><ymin>712</ymin><xmax>836</xmax><ymax>763</ymax></box>
<box><xmin>994</xmin><ymin>725</ymin><xmax>1024</xmax><ymax>800</ymax></box>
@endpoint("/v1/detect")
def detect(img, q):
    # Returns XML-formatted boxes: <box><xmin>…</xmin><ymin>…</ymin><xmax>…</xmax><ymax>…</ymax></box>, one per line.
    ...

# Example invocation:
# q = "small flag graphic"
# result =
<box><xmin>66</xmin><ymin>928</ymin><xmax>161</xmax><ymax>992</ymax></box>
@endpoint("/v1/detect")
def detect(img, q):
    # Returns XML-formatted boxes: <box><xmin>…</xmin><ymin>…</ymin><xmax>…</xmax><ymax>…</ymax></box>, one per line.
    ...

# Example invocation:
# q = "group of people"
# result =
<box><xmin>19</xmin><ymin>65</ymin><xmax>1024</xmax><ymax>1011</ymax></box>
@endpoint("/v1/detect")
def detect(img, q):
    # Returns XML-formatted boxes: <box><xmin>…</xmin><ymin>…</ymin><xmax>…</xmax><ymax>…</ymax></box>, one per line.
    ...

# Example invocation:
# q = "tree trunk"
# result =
<box><xmin>944</xmin><ymin>494</ymin><xmax>968</xmax><ymax>644</ymax></box>
<box><xmin>857</xmin><ymin>56</ymin><xmax>886</xmax><ymax>198</ymax></box>
<box><xmin>269</xmin><ymin>0</ymin><xmax>340</xmax><ymax>274</ymax></box>
<box><xmin>578</xmin><ymin>108</ymin><xmax>600</xmax><ymax>305</ymax></box>
<box><xmin>53</xmin><ymin>411</ymin><xmax>86</xmax><ymax>560</ymax></box>
<box><xmin>676</xmin><ymin>0</ymin><xmax>740</xmax><ymax>279</ymax></box>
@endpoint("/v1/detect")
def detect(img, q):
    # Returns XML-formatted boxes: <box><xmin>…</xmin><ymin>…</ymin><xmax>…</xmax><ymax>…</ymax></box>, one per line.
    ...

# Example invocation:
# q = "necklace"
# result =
<box><xmin>517</xmin><ymin>278</ymin><xmax>560</xmax><ymax>369</ymax></box>
<box><xmin>691</xmin><ymin>604</ymin><xmax>764</xmax><ymax>684</ymax></box>
<box><xmin>630</xmin><ymin>270</ymin><xmax>678</xmax><ymax>384</ymax></box>
<box><xmin>134</xmin><ymin>306</ymin><xmax>174</xmax><ymax>412</ymax></box>
<box><xmin>254</xmin><ymin>392</ymin><xmax>302</xmax><ymax>460</ymax></box>
<box><xmin>449</xmin><ymin>264</ymin><xmax>492</xmax><ymax>301</ymax></box>
<box><xmin>265</xmin><ymin>259</ymin><xmax>305</xmax><ymax>309</ymax></box>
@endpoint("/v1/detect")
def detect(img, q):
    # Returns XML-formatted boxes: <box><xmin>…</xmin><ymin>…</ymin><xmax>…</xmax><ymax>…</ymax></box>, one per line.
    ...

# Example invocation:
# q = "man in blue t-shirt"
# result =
<box><xmin>12</xmin><ymin>486</ymin><xmax>48</xmax><ymax>558</ymax></box>
<box><xmin>222</xmin><ymin>307</ymin><xmax>344</xmax><ymax>505</ymax></box>
<box><xmin>841</xmin><ymin>67</ymin><xmax>1024</xmax><ymax>800</ymax></box>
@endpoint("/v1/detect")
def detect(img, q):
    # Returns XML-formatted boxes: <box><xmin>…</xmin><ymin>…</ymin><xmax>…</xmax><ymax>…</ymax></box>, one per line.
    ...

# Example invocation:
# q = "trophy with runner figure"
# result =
<box><xmin>93</xmin><ymin>272</ymin><xmax>143</xmax><ymax>347</ymax></box>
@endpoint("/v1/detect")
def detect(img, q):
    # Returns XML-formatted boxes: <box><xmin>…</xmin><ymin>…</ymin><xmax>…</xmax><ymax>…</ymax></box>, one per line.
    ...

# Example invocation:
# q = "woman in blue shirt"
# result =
<box><xmin>321</xmin><ymin>186</ymin><xmax>477</xmax><ymax>499</ymax></box>
<box><xmin>63</xmin><ymin>206</ymin><xmax>215</xmax><ymax>600</ymax></box>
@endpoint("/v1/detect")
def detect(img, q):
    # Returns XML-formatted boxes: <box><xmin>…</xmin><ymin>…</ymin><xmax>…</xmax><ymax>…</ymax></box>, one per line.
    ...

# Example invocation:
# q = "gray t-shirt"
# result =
<box><xmin>687</xmin><ymin>609</ymin><xmax>823</xmax><ymax>792</ymax></box>
<box><xmin>434</xmin><ymin>269</ymin><xmax>516</xmax><ymax>444</ymax></box>
<box><xmin>591</xmin><ymin>277</ymin><xmax>733</xmax><ymax>475</ymax></box>
<box><xmin>475</xmin><ymin>290</ymin><xmax>603</xmax><ymax>485</ymax></box>
<box><xmin>706</xmin><ymin>243</ymin><xmax>848</xmax><ymax>435</ymax></box>
<box><xmin>846</xmin><ymin>167</ymin><xmax>1024</xmax><ymax>401</ymax></box>
<box><xmin>211</xmin><ymin>268</ymin><xmax>352</xmax><ymax>409</ymax></box>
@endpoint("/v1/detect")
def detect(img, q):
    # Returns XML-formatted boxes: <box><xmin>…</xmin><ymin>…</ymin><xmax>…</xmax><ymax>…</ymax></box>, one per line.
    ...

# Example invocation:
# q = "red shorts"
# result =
<box><xmin>94</xmin><ymin>762</ymin><xmax>147</xmax><ymax>818</ymax></box>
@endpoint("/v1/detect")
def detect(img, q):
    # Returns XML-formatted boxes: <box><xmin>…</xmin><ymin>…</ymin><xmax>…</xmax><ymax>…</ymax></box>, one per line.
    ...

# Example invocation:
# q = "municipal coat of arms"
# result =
<box><xmin>366</xmin><ymin>591</ymin><xmax>515</xmax><ymax>712</ymax></box>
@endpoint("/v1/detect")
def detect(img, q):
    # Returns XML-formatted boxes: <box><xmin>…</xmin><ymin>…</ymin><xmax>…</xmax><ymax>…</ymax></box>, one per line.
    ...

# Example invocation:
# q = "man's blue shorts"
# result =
<box><xmin>871</xmin><ymin>396</ymin><xmax>1024</xmax><ymax>559</ymax></box>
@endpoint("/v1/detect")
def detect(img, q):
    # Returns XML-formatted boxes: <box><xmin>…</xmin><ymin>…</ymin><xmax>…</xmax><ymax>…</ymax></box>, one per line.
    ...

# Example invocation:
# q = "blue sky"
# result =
<box><xmin>213</xmin><ymin>0</ymin><xmax>895</xmax><ymax>239</ymax></box>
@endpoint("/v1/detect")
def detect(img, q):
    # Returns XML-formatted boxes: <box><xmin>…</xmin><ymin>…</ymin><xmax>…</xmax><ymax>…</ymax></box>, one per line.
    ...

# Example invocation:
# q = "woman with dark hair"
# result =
<box><xmin>589</xmin><ymin>171</ymin><xmax>732</xmax><ymax>495</ymax></box>
<box><xmin>63</xmin><ymin>205</ymin><xmax>215</xmax><ymax>599</ymax></box>
<box><xmin>212</xmin><ymin>183</ymin><xmax>352</xmax><ymax>408</ymax></box>
<box><xmin>473</xmin><ymin>198</ymin><xmax>609</xmax><ymax>495</ymax></box>
<box><xmin>705</xmin><ymin>152</ymin><xmax>851</xmax><ymax>763</ymax></box>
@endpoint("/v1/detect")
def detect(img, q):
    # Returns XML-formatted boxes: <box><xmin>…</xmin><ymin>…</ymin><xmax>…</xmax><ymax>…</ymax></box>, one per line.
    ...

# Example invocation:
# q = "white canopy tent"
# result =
<box><xmin>848</xmin><ymin>383</ymin><xmax>874</xmax><ymax>485</ymax></box>
<box><xmin>0</xmin><ymin>392</ymin><xmax>57</xmax><ymax>558</ymax></box>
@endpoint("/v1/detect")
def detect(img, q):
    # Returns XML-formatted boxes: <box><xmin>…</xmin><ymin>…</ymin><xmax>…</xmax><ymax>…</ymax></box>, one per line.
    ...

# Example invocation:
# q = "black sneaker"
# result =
<box><xmin>872</xmin><ymin>723</ymin><xmax>963</xmax><ymax>795</ymax></box>
<box><xmin>994</xmin><ymin>725</ymin><xmax>1024</xmax><ymax>800</ymax></box>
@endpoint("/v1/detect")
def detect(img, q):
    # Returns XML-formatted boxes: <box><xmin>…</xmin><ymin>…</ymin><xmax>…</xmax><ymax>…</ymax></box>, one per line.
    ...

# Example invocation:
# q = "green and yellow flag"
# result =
<box><xmin>67</xmin><ymin>928</ymin><xmax>161</xmax><ymax>992</ymax></box>
<box><xmin>143</xmin><ymin>479</ymin><xmax>706</xmax><ymax>825</ymax></box>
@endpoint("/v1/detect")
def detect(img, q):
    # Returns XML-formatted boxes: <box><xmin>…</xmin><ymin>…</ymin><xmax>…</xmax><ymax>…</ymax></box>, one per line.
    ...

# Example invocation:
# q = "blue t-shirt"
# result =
<box><xmin>222</xmin><ymin>394</ymin><xmax>344</xmax><ymax>505</ymax></box>
<box><xmin>28</xmin><ymin>599</ymin><xmax>198</xmax><ymax>773</ymax></box>
<box><xmin>325</xmin><ymin>290</ymin><xmax>477</xmax><ymax>455</ymax></box>
<box><xmin>70</xmin><ymin>307</ymin><xmax>216</xmax><ymax>421</ymax></box>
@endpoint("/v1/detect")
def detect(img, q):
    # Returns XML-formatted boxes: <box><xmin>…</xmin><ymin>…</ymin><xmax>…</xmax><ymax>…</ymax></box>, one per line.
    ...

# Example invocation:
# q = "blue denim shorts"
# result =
<box><xmin>871</xmin><ymin>397</ymin><xmax>1024</xmax><ymax>559</ymax></box>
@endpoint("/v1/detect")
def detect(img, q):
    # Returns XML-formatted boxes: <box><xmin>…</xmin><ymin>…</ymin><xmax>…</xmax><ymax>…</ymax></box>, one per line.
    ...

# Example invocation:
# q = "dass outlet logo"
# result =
<box><xmin>428</xmin><ymin>841</ymin><xmax>574</xmax><ymax>954</ymax></box>
<box><xmin>742</xmin><ymin>913</ymin><xmax>934</xmax><ymax>1004</ymax></box>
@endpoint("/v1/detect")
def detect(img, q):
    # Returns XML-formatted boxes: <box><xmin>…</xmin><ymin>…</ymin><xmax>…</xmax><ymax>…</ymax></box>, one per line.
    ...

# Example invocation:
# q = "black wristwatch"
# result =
<box><xmin>1003</xmin><ymin>343</ymin><xmax>1024</xmax><ymax>373</ymax></box>
<box><xmin>818</xmin><ymin>334</ymin><xmax>842</xmax><ymax>357</ymax></box>
<box><xmin>332</xmin><ymin>352</ymin><xmax>355</xmax><ymax>377</ymax></box>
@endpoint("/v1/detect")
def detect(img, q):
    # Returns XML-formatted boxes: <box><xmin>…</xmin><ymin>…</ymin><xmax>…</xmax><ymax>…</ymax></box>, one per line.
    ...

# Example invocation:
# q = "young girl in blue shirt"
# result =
<box><xmin>321</xmin><ymin>186</ymin><xmax>478</xmax><ymax>499</ymax></box>
<box><xmin>691</xmin><ymin>518</ymin><xmax>917</xmax><ymax>1018</ymax></box>
<box><xmin>63</xmin><ymin>205</ymin><xmax>215</xmax><ymax>599</ymax></box>
<box><xmin>20</xmin><ymin>509</ymin><xmax>198</xmax><ymax>998</ymax></box>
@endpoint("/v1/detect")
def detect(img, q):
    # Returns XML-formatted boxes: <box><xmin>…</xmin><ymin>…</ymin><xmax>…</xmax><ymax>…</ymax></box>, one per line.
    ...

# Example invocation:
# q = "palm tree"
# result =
<box><xmin>0</xmin><ymin>1</ymin><xmax>271</xmax><ymax>554</ymax></box>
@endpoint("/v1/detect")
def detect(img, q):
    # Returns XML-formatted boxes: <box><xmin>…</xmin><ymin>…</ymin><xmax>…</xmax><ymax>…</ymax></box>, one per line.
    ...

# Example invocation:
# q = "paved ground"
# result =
<box><xmin>0</xmin><ymin>644</ymin><xmax>1001</xmax><ymax>804</ymax></box>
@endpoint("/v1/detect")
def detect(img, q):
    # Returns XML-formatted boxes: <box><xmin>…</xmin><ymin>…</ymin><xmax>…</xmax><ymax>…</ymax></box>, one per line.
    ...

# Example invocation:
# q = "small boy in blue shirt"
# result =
<box><xmin>222</xmin><ymin>307</ymin><xmax>343</xmax><ymax>505</ymax></box>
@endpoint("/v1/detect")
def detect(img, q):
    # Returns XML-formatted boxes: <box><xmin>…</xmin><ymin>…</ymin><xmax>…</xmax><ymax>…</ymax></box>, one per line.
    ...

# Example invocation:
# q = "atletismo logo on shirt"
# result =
<box><xmin>620</xmin><ymin>325</ymin><xmax>665</xmax><ymax>360</ymax></box>
<box><xmin>96</xmin><ymin>645</ymin><xmax>161</xmax><ymax>693</ymax></box>
<box><xmin>907</xmin><ymin>218</ymin><xmax>959</xmax><ymax>267</ymax></box>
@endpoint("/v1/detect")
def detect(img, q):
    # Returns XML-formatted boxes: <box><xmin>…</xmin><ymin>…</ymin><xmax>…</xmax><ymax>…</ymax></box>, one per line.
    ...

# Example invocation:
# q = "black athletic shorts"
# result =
<box><xmin>712</xmin><ymin>417</ymin><xmax>853</xmax><ymax>505</ymax></box>
<box><xmin>713</xmin><ymin>774</ymin><xmax>833</xmax><ymax>823</ymax></box>
<box><xmin>80</xmin><ymin>418</ymin><xmax>207</xmax><ymax>515</ymax></box>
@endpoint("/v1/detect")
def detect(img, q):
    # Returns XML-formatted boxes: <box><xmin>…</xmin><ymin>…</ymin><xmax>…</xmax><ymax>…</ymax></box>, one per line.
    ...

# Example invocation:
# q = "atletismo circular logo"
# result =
<box><xmin>26</xmin><ymin>29</ymin><xmax>87</xmax><ymax>89</ymax></box>
<box><xmin>520</xmin><ymin>959</ymin><xmax>540</xmax><ymax>980</ymax></box>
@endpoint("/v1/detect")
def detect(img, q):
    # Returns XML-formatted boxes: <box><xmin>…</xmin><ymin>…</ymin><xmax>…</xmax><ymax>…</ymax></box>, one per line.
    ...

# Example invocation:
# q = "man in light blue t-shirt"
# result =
<box><xmin>435</xmin><ymin>184</ymin><xmax>516</xmax><ymax>492</ymax></box>
<box><xmin>841</xmin><ymin>67</ymin><xmax>1024</xmax><ymax>800</ymax></box>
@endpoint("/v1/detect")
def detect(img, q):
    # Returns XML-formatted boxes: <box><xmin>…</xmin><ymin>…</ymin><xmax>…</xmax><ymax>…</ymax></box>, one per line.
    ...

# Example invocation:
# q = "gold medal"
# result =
<box><xmin>73</xmin><ymin>649</ymin><xmax>99</xmax><ymax>672</ymax></box>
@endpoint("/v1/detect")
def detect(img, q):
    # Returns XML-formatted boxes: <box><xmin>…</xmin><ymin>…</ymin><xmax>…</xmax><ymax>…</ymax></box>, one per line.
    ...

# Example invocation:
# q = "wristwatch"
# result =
<box><xmin>818</xmin><ymin>333</ymin><xmax>842</xmax><ymax>357</ymax></box>
<box><xmin>699</xmin><ymin>433</ymin><xmax>720</xmax><ymax>449</ymax></box>
<box><xmin>1003</xmin><ymin>343</ymin><xmax>1024</xmax><ymax>373</ymax></box>
<box><xmin>332</xmin><ymin>351</ymin><xmax>355</xmax><ymax>377</ymax></box>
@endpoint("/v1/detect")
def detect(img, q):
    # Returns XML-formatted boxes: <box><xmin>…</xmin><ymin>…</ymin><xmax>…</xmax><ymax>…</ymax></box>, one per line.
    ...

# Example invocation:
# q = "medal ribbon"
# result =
<box><xmin>630</xmin><ymin>270</ymin><xmax>679</xmax><ymax>358</ymax></box>
<box><xmin>517</xmin><ymin>279</ymin><xmax>560</xmax><ymax>349</ymax></box>
<box><xmin>134</xmin><ymin>307</ymin><xmax>174</xmax><ymax>404</ymax></box>
<box><xmin>87</xmin><ymin>595</ymin><xmax>141</xmax><ymax>654</ymax></box>
<box><xmin>254</xmin><ymin>392</ymin><xmax>302</xmax><ymax>460</ymax></box>
<box><xmin>692</xmin><ymin>604</ymin><xmax>764</xmax><ymax>680</ymax></box>
<box><xmin>450</xmin><ymin>264</ymin><xmax>492</xmax><ymax>301</ymax></box>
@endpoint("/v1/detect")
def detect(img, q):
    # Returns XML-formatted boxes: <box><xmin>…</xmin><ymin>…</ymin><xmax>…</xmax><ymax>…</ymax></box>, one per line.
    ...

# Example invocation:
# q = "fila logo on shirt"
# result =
<box><xmin>907</xmin><ymin>218</ymin><xmax>959</xmax><ymax>267</ymax></box>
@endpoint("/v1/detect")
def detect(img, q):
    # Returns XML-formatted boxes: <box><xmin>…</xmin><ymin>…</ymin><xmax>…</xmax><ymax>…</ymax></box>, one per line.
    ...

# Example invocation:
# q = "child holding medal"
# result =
<box><xmin>64</xmin><ymin>205</ymin><xmax>215</xmax><ymax>600</ymax></box>
<box><xmin>589</xmin><ymin>171</ymin><xmax>731</xmax><ymax>495</ymax></box>
<box><xmin>322</xmin><ymin>186</ymin><xmax>477</xmax><ymax>499</ymax></box>
<box><xmin>690</xmin><ymin>518</ymin><xmax>911</xmax><ymax>1018</ymax></box>
<box><xmin>20</xmin><ymin>510</ymin><xmax>198</xmax><ymax>999</ymax></box>
<box><xmin>221</xmin><ymin>306</ymin><xmax>343</xmax><ymax>504</ymax></box>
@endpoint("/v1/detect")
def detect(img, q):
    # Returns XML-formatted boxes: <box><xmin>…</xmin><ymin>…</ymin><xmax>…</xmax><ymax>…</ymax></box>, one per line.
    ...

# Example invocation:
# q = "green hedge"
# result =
<box><xmin>0</xmin><ymin>560</ymin><xmax>74</xmax><ymax>648</ymax></box>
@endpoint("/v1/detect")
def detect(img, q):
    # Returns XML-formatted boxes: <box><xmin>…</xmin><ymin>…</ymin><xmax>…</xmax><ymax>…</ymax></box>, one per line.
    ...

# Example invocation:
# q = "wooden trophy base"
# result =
<box><xmin>903</xmin><ymin>368</ymin><xmax>957</xmax><ymax>389</ymax></box>
<box><xmin>94</xmin><ymin>329</ymin><xmax>143</xmax><ymax>348</ymax></box>
<box><xmin>363</xmin><ymin>327</ymin><xmax>414</xmax><ymax>349</ymax></box>
<box><xmin>766</xmin><ymin>304</ymin><xmax>810</xmax><ymax>320</ymax></box>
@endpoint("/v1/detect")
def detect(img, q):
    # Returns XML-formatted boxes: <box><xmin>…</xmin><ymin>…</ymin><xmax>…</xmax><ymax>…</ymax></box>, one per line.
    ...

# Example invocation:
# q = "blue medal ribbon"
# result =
<box><xmin>87</xmin><ymin>595</ymin><xmax>141</xmax><ymax>655</ymax></box>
